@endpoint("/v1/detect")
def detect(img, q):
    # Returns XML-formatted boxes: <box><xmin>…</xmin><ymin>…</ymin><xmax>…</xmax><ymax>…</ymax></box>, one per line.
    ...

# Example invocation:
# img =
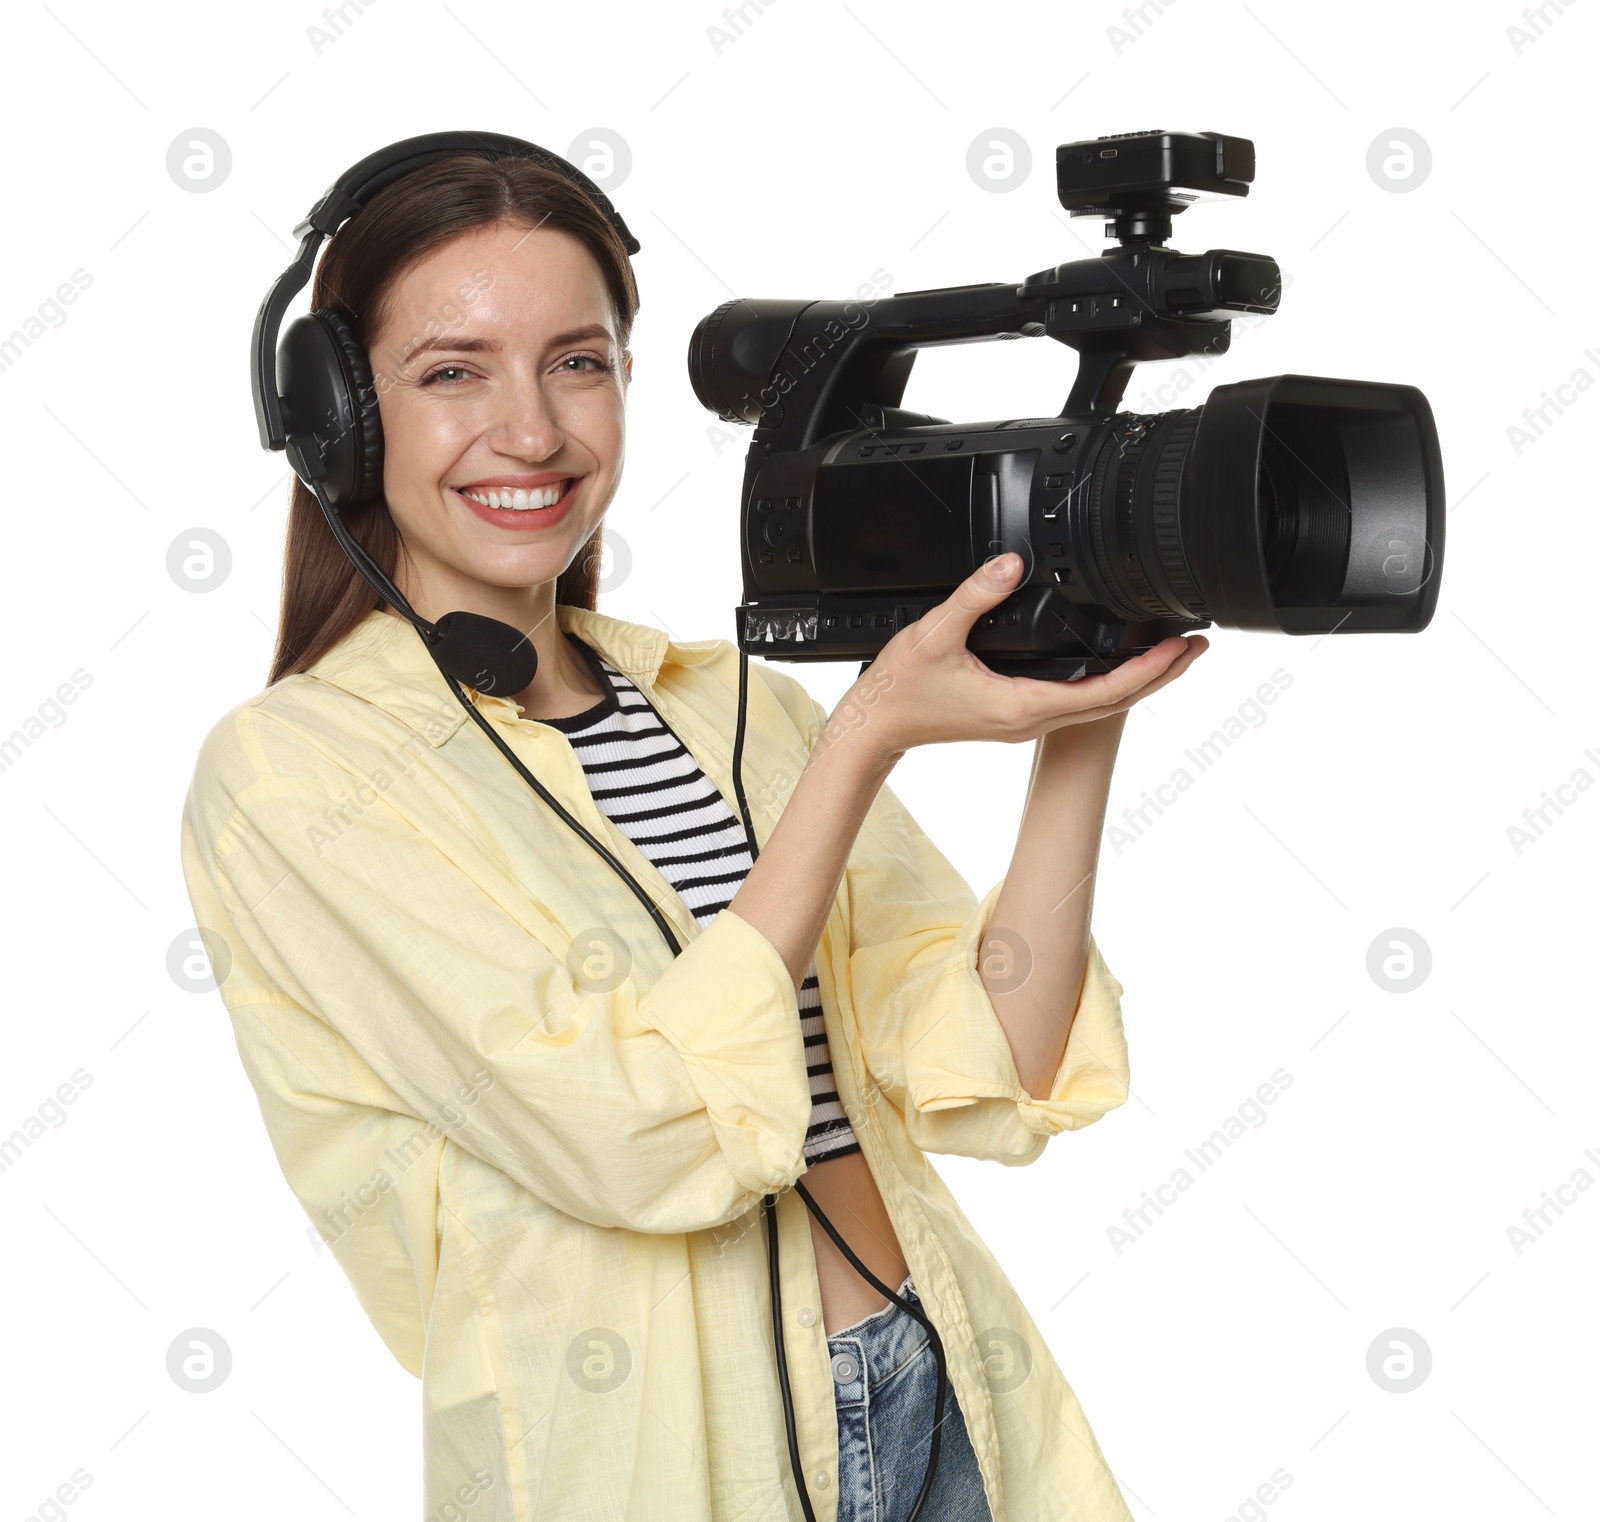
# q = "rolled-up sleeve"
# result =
<box><xmin>687</xmin><ymin>661</ymin><xmax>1132</xmax><ymax>1166</ymax></box>
<box><xmin>840</xmin><ymin>781</ymin><xmax>1132</xmax><ymax>1166</ymax></box>
<box><xmin>180</xmin><ymin>708</ymin><xmax>815</xmax><ymax>1237</ymax></box>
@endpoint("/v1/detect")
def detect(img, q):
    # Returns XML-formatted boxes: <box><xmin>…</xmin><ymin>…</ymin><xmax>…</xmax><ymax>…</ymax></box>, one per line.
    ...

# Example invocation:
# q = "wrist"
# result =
<box><xmin>808</xmin><ymin>710</ymin><xmax>902</xmax><ymax>799</ymax></box>
<box><xmin>1042</xmin><ymin>709</ymin><xmax>1127</xmax><ymax>755</ymax></box>
<box><xmin>818</xmin><ymin>671</ymin><xmax>906</xmax><ymax>773</ymax></box>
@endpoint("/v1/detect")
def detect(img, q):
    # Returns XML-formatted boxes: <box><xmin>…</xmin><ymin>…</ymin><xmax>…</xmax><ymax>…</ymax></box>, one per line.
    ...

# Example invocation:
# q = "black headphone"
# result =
<box><xmin>250</xmin><ymin>133</ymin><xmax>947</xmax><ymax>1522</ymax></box>
<box><xmin>250</xmin><ymin>129</ymin><xmax>640</xmax><ymax>697</ymax></box>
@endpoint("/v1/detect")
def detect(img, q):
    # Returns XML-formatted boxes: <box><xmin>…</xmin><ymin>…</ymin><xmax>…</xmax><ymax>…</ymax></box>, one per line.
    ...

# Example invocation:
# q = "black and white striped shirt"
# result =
<box><xmin>536</xmin><ymin>634</ymin><xmax>861</xmax><ymax>1167</ymax></box>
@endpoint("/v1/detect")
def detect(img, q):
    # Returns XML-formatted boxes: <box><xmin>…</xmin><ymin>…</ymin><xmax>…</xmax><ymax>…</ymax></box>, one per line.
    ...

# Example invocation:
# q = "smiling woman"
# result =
<box><xmin>359</xmin><ymin>217</ymin><xmax>634</xmax><ymax>720</ymax></box>
<box><xmin>187</xmin><ymin>139</ymin><xmax>1202</xmax><ymax>1522</ymax></box>
<box><xmin>267</xmin><ymin>154</ymin><xmax>638</xmax><ymax>692</ymax></box>
<box><xmin>399</xmin><ymin>308</ymin><xmax>618</xmax><ymax>533</ymax></box>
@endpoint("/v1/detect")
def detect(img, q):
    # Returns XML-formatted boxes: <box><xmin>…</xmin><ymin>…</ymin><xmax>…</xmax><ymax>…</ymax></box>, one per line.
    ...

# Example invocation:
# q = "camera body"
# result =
<box><xmin>689</xmin><ymin>130</ymin><xmax>1446</xmax><ymax>678</ymax></box>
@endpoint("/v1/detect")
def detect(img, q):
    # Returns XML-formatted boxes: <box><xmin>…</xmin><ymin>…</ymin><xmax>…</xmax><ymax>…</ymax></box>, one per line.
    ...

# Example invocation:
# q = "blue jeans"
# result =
<box><xmin>827</xmin><ymin>1276</ymin><xmax>995</xmax><ymax>1522</ymax></box>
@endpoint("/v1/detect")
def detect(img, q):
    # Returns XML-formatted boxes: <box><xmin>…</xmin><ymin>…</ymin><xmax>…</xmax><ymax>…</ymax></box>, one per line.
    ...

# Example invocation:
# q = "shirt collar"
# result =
<box><xmin>305</xmin><ymin>604</ymin><xmax>692</xmax><ymax>747</ymax></box>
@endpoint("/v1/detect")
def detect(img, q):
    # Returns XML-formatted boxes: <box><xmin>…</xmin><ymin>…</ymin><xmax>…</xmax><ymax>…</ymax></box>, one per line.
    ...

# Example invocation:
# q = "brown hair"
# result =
<box><xmin>266</xmin><ymin>153</ymin><xmax>639</xmax><ymax>686</ymax></box>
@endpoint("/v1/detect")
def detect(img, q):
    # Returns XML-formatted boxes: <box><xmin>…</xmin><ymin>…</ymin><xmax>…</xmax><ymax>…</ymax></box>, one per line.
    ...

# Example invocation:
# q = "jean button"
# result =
<box><xmin>831</xmin><ymin>1352</ymin><xmax>859</xmax><ymax>1384</ymax></box>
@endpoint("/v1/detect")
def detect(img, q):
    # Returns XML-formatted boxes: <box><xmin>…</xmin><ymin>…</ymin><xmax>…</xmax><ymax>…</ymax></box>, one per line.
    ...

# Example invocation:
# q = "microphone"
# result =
<box><xmin>425</xmin><ymin>609</ymin><xmax>538</xmax><ymax>695</ymax></box>
<box><xmin>302</xmin><ymin>477</ymin><xmax>538</xmax><ymax>697</ymax></box>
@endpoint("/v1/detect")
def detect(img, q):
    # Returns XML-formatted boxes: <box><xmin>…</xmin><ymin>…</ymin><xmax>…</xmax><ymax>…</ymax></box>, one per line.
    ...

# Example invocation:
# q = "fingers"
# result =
<box><xmin>1043</xmin><ymin>647</ymin><xmax>1206</xmax><ymax>729</ymax></box>
<box><xmin>1010</xmin><ymin>635</ymin><xmax>1206</xmax><ymax>726</ymax></box>
<box><xmin>910</xmin><ymin>553</ymin><xmax>1025</xmax><ymax>653</ymax></box>
<box><xmin>1126</xmin><ymin>636</ymin><xmax>1209</xmax><ymax>699</ymax></box>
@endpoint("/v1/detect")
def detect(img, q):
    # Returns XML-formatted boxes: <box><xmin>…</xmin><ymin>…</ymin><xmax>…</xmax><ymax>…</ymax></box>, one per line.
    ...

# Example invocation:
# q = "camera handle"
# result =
<box><xmin>737</xmin><ymin>239</ymin><xmax>1281</xmax><ymax>462</ymax></box>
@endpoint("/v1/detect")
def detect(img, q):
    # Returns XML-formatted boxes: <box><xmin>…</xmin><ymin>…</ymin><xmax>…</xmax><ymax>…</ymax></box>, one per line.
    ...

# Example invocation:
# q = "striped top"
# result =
<box><xmin>534</xmin><ymin>633</ymin><xmax>861</xmax><ymax>1167</ymax></box>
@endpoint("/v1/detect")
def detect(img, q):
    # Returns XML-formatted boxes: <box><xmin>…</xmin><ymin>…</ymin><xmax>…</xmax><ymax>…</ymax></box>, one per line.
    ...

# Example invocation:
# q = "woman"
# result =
<box><xmin>181</xmin><ymin>151</ymin><xmax>1206</xmax><ymax>1522</ymax></box>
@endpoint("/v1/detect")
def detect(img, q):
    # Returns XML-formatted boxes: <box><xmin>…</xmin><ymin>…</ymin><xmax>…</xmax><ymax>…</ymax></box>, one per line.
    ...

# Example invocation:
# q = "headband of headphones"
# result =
<box><xmin>250</xmin><ymin>129</ymin><xmax>640</xmax><ymax>456</ymax></box>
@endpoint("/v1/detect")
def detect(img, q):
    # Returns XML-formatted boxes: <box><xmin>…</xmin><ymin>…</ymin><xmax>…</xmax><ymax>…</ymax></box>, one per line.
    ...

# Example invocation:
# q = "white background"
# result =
<box><xmin>2</xmin><ymin>1</ymin><xmax>1596</xmax><ymax>1518</ymax></box>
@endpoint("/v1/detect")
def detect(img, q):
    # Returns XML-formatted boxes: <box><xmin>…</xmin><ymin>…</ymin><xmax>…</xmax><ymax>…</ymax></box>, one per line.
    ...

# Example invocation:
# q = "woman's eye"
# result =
<box><xmin>419</xmin><ymin>355</ymin><xmax>611</xmax><ymax>385</ymax></box>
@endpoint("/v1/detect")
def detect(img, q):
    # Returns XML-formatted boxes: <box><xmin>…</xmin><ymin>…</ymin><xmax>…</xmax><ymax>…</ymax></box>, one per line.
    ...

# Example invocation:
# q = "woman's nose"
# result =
<box><xmin>484</xmin><ymin>375</ymin><xmax>564</xmax><ymax>461</ymax></box>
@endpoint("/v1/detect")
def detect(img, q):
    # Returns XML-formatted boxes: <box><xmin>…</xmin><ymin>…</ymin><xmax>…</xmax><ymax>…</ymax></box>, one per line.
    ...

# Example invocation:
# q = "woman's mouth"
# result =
<box><xmin>451</xmin><ymin>478</ymin><xmax>579</xmax><ymax>527</ymax></box>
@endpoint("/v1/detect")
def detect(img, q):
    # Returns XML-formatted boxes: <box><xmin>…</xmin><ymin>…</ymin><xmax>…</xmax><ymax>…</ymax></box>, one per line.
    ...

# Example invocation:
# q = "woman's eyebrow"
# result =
<box><xmin>400</xmin><ymin>335</ymin><xmax>496</xmax><ymax>367</ymax></box>
<box><xmin>401</xmin><ymin>325</ymin><xmax>615</xmax><ymax>367</ymax></box>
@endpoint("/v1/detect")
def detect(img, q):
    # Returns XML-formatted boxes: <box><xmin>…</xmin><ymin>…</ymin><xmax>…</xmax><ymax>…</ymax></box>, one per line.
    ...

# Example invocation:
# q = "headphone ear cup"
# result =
<box><xmin>276</xmin><ymin>308</ymin><xmax>385</xmax><ymax>511</ymax></box>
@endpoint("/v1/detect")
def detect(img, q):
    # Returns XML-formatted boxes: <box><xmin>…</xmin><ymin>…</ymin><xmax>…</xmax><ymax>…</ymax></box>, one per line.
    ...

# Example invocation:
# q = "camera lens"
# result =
<box><xmin>1081</xmin><ymin>375</ymin><xmax>1444</xmax><ymax>635</ymax></box>
<box><xmin>1255</xmin><ymin>430</ymin><xmax>1349</xmax><ymax>608</ymax></box>
<box><xmin>1258</xmin><ymin>434</ymin><xmax>1299</xmax><ymax>591</ymax></box>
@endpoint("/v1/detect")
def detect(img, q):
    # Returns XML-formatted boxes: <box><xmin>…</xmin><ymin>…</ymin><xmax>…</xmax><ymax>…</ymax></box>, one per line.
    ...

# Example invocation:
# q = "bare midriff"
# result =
<box><xmin>801</xmin><ymin>1147</ymin><xmax>911</xmax><ymax>1335</ymax></box>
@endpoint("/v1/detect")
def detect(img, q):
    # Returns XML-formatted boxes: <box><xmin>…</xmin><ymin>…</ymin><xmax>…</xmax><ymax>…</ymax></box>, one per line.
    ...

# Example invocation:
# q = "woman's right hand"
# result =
<box><xmin>834</xmin><ymin>552</ymin><xmax>1209</xmax><ymax>761</ymax></box>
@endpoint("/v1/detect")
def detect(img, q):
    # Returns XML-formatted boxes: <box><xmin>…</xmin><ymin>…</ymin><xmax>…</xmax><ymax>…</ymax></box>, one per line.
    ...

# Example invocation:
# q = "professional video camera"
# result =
<box><xmin>688</xmin><ymin>129</ymin><xmax>1445</xmax><ymax>678</ymax></box>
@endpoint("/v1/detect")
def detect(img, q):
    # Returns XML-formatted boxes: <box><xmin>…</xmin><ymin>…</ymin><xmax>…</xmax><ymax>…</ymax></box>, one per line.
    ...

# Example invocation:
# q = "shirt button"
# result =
<box><xmin>812</xmin><ymin>1471</ymin><xmax>830</xmax><ymax>1490</ymax></box>
<box><xmin>796</xmin><ymin>1306</ymin><xmax>817</xmax><ymax>1327</ymax></box>
<box><xmin>831</xmin><ymin>1353</ymin><xmax>858</xmax><ymax>1384</ymax></box>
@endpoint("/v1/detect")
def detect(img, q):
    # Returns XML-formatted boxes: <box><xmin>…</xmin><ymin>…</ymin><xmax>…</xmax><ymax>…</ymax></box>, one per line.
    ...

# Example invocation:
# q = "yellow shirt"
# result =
<box><xmin>178</xmin><ymin>602</ymin><xmax>1135</xmax><ymax>1521</ymax></box>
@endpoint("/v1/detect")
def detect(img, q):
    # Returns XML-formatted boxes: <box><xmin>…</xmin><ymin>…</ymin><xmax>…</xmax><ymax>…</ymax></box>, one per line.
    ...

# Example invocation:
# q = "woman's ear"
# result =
<box><xmin>622</xmin><ymin>350</ymin><xmax>633</xmax><ymax>385</ymax></box>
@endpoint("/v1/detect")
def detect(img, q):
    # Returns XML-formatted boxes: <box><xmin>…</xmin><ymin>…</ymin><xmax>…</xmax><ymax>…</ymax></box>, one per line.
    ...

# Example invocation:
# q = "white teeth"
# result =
<box><xmin>460</xmin><ymin>481</ymin><xmax>570</xmax><ymax>511</ymax></box>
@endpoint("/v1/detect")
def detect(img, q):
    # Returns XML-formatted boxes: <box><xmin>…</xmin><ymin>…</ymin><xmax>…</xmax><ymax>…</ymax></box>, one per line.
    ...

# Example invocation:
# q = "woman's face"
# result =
<box><xmin>367</xmin><ymin>220</ymin><xmax>630</xmax><ymax>604</ymax></box>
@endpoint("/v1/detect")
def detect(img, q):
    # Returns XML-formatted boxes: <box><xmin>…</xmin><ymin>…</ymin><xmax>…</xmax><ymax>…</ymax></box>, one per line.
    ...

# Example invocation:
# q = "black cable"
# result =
<box><xmin>436</xmin><ymin>666</ymin><xmax>684</xmax><ymax>955</ymax></box>
<box><xmin>307</xmin><ymin>479</ymin><xmax>435</xmax><ymax>649</ymax></box>
<box><xmin>736</xmin><ymin>649</ymin><xmax>946</xmax><ymax>1522</ymax></box>
<box><xmin>765</xmin><ymin>1195</ymin><xmax>819</xmax><ymax>1522</ymax></box>
<box><xmin>795</xmin><ymin>1180</ymin><xmax>947</xmax><ymax>1522</ymax></box>
<box><xmin>307</xmin><ymin>480</ymin><xmax>686</xmax><ymax>956</ymax></box>
<box><xmin>732</xmin><ymin>646</ymin><xmax>762</xmax><ymax>861</ymax></box>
